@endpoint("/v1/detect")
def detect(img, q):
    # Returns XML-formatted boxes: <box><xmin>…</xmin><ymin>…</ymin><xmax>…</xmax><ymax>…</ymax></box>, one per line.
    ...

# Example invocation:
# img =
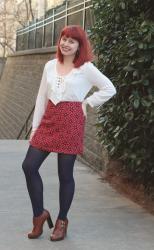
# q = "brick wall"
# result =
<box><xmin>0</xmin><ymin>48</ymin><xmax>108</xmax><ymax>172</ymax></box>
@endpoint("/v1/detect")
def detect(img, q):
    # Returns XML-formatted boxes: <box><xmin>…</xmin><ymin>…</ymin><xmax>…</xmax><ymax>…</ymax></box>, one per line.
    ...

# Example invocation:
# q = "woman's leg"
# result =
<box><xmin>57</xmin><ymin>153</ymin><xmax>77</xmax><ymax>220</ymax></box>
<box><xmin>22</xmin><ymin>145</ymin><xmax>50</xmax><ymax>217</ymax></box>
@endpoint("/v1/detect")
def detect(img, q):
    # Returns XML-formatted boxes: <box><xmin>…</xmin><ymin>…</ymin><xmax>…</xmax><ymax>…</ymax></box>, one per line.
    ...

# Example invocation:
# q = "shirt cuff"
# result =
<box><xmin>31</xmin><ymin>127</ymin><xmax>37</xmax><ymax>132</ymax></box>
<box><xmin>84</xmin><ymin>98</ymin><xmax>94</xmax><ymax>108</ymax></box>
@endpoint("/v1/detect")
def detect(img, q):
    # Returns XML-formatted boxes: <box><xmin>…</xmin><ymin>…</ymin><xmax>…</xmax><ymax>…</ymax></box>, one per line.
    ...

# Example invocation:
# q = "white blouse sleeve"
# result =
<box><xmin>83</xmin><ymin>62</ymin><xmax>116</xmax><ymax>108</ymax></box>
<box><xmin>32</xmin><ymin>64</ymin><xmax>48</xmax><ymax>131</ymax></box>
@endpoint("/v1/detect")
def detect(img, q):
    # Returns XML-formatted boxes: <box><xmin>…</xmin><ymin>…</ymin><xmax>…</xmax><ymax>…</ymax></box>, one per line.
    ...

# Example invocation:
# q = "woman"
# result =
<box><xmin>22</xmin><ymin>25</ymin><xmax>116</xmax><ymax>241</ymax></box>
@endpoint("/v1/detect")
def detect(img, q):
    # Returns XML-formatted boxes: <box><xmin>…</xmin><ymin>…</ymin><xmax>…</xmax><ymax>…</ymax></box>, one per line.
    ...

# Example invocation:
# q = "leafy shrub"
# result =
<box><xmin>90</xmin><ymin>0</ymin><xmax>154</xmax><ymax>190</ymax></box>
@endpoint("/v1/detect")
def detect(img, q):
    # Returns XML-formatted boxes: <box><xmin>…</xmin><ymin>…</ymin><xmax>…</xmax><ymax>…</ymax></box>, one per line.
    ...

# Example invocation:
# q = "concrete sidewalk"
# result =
<box><xmin>0</xmin><ymin>140</ymin><xmax>154</xmax><ymax>250</ymax></box>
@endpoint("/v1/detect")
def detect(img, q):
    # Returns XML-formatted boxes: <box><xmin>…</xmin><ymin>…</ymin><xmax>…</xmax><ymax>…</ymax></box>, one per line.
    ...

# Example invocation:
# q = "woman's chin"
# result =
<box><xmin>61</xmin><ymin>51</ymin><xmax>71</xmax><ymax>55</ymax></box>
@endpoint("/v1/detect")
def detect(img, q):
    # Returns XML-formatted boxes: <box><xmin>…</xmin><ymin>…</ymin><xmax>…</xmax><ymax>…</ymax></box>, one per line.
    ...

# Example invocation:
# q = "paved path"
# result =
<box><xmin>0</xmin><ymin>140</ymin><xmax>154</xmax><ymax>250</ymax></box>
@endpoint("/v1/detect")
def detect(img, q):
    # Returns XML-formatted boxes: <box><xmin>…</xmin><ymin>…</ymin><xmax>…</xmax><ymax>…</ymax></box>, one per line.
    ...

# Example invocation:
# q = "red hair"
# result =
<box><xmin>56</xmin><ymin>25</ymin><xmax>94</xmax><ymax>67</ymax></box>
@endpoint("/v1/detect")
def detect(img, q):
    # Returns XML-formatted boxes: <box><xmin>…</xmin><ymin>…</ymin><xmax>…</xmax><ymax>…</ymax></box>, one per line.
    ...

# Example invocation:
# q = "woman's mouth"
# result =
<box><xmin>61</xmin><ymin>47</ymin><xmax>70</xmax><ymax>52</ymax></box>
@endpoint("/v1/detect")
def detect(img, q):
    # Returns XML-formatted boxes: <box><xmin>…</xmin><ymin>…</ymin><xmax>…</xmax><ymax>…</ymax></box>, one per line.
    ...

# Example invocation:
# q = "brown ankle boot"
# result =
<box><xmin>28</xmin><ymin>209</ymin><xmax>54</xmax><ymax>239</ymax></box>
<box><xmin>50</xmin><ymin>218</ymin><xmax>68</xmax><ymax>241</ymax></box>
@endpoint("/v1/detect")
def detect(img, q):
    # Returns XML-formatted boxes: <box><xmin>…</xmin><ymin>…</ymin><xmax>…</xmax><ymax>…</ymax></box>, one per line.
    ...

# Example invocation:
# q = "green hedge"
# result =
<box><xmin>90</xmin><ymin>0</ymin><xmax>154</xmax><ymax>190</ymax></box>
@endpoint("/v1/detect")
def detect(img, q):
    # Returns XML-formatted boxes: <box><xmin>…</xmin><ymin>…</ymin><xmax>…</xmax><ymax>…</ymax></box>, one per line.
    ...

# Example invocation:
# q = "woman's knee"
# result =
<box><xmin>59</xmin><ymin>174</ymin><xmax>74</xmax><ymax>184</ymax></box>
<box><xmin>22</xmin><ymin>158</ymin><xmax>35</xmax><ymax>176</ymax></box>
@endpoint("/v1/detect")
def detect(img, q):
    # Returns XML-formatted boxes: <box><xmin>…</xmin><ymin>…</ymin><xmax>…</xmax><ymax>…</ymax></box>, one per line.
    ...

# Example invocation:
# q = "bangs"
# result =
<box><xmin>60</xmin><ymin>26</ymin><xmax>82</xmax><ymax>44</ymax></box>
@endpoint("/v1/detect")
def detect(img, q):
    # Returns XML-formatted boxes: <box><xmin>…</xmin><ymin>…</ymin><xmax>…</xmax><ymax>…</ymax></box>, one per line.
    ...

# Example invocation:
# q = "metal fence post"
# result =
<box><xmin>34</xmin><ymin>19</ymin><xmax>36</xmax><ymax>49</ymax></box>
<box><xmin>16</xmin><ymin>33</ymin><xmax>18</xmax><ymax>51</ymax></box>
<box><xmin>52</xmin><ymin>9</ymin><xmax>55</xmax><ymax>46</ymax></box>
<box><xmin>42</xmin><ymin>17</ymin><xmax>45</xmax><ymax>48</ymax></box>
<box><xmin>83</xmin><ymin>0</ymin><xmax>86</xmax><ymax>29</ymax></box>
<box><xmin>27</xmin><ymin>21</ymin><xmax>30</xmax><ymax>49</ymax></box>
<box><xmin>65</xmin><ymin>0</ymin><xmax>68</xmax><ymax>26</ymax></box>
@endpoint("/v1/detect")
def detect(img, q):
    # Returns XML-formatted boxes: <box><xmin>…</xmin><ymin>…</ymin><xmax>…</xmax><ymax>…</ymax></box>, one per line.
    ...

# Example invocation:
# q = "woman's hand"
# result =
<box><xmin>81</xmin><ymin>100</ymin><xmax>88</xmax><ymax>119</ymax></box>
<box><xmin>29</xmin><ymin>130</ymin><xmax>36</xmax><ymax>142</ymax></box>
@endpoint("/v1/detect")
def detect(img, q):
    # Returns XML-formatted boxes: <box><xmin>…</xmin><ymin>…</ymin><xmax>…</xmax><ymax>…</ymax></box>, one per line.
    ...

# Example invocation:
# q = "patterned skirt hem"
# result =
<box><xmin>29</xmin><ymin>141</ymin><xmax>83</xmax><ymax>155</ymax></box>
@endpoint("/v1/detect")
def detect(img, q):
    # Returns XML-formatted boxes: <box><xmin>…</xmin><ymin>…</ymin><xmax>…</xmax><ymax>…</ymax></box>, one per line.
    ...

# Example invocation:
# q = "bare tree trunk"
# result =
<box><xmin>28</xmin><ymin>0</ymin><xmax>34</xmax><ymax>20</ymax></box>
<box><xmin>24</xmin><ymin>0</ymin><xmax>29</xmax><ymax>20</ymax></box>
<box><xmin>0</xmin><ymin>0</ymin><xmax>35</xmax><ymax>56</ymax></box>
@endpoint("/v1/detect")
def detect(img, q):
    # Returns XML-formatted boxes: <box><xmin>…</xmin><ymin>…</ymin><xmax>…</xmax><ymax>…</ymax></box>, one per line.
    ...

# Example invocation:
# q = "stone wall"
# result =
<box><xmin>0</xmin><ymin>48</ymin><xmax>108</xmax><ymax>172</ymax></box>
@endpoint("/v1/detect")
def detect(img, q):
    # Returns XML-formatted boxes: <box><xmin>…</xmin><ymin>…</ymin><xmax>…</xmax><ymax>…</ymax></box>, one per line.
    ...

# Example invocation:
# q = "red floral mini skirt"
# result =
<box><xmin>29</xmin><ymin>99</ymin><xmax>86</xmax><ymax>155</ymax></box>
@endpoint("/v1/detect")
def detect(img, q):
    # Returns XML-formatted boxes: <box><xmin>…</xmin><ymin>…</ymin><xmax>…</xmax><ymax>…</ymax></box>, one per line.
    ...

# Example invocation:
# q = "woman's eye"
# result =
<box><xmin>62</xmin><ymin>36</ymin><xmax>67</xmax><ymax>41</ymax></box>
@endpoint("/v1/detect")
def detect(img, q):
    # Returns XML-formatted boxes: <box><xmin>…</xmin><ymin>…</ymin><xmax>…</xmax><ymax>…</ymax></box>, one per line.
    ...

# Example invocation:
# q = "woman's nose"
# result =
<box><xmin>63</xmin><ymin>40</ymin><xmax>69</xmax><ymax>46</ymax></box>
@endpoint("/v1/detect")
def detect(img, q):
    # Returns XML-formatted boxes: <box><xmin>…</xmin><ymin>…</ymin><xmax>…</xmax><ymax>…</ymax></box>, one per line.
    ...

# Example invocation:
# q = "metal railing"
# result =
<box><xmin>17</xmin><ymin>105</ymin><xmax>35</xmax><ymax>139</ymax></box>
<box><xmin>16</xmin><ymin>0</ymin><xmax>94</xmax><ymax>51</ymax></box>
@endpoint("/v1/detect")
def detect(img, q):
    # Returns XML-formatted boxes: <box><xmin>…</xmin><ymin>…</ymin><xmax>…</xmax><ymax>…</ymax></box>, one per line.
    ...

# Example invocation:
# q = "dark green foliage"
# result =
<box><xmin>90</xmin><ymin>0</ymin><xmax>154</xmax><ymax>190</ymax></box>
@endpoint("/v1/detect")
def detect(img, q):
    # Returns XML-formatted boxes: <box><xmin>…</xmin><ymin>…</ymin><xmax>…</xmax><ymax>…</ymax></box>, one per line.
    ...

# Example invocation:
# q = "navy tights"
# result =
<box><xmin>22</xmin><ymin>145</ymin><xmax>76</xmax><ymax>220</ymax></box>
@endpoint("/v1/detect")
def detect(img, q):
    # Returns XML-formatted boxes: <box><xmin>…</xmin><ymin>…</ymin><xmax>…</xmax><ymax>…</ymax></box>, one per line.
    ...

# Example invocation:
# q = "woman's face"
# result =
<box><xmin>59</xmin><ymin>35</ymin><xmax>79</xmax><ymax>57</ymax></box>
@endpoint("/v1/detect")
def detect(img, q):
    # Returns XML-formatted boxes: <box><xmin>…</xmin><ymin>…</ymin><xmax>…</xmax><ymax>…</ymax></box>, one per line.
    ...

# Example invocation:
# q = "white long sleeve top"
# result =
<box><xmin>32</xmin><ymin>58</ymin><xmax>116</xmax><ymax>131</ymax></box>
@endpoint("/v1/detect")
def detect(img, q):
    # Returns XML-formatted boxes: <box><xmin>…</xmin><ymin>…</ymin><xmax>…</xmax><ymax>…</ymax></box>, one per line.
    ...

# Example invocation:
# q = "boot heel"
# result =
<box><xmin>47</xmin><ymin>216</ymin><xmax>54</xmax><ymax>229</ymax></box>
